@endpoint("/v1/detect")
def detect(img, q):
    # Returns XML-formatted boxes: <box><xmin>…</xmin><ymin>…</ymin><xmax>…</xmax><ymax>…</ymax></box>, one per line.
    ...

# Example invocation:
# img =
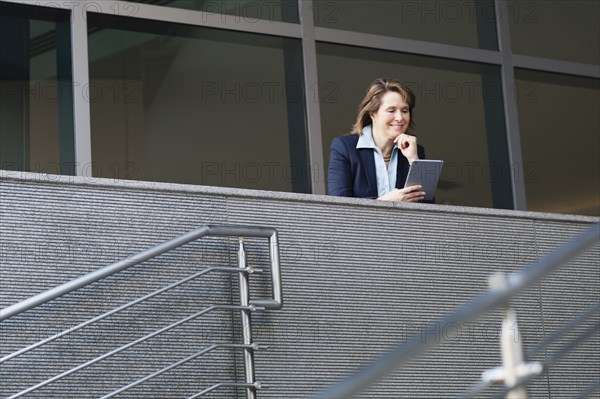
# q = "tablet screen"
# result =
<box><xmin>404</xmin><ymin>160</ymin><xmax>444</xmax><ymax>201</ymax></box>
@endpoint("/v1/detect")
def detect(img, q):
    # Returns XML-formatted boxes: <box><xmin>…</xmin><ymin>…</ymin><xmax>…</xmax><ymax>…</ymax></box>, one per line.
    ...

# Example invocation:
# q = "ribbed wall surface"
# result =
<box><xmin>1</xmin><ymin>172</ymin><xmax>598</xmax><ymax>399</ymax></box>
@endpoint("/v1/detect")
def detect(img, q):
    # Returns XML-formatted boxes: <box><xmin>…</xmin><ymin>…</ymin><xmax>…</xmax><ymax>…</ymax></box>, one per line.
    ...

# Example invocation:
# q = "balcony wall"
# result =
<box><xmin>1</xmin><ymin>170</ymin><xmax>598</xmax><ymax>398</ymax></box>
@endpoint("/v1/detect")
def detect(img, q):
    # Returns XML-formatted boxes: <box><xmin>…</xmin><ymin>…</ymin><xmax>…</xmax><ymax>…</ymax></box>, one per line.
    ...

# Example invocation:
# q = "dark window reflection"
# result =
<box><xmin>313</xmin><ymin>0</ymin><xmax>498</xmax><ymax>50</ymax></box>
<box><xmin>87</xmin><ymin>13</ymin><xmax>309</xmax><ymax>192</ymax></box>
<box><xmin>508</xmin><ymin>0</ymin><xmax>599</xmax><ymax>65</ymax></box>
<box><xmin>516</xmin><ymin>70</ymin><xmax>599</xmax><ymax>216</ymax></box>
<box><xmin>0</xmin><ymin>3</ymin><xmax>74</xmax><ymax>175</ymax></box>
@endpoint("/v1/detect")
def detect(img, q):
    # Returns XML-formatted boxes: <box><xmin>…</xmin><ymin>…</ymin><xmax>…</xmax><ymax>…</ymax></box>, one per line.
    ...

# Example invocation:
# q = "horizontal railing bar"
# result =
<box><xmin>7</xmin><ymin>305</ymin><xmax>259</xmax><ymax>399</ymax></box>
<box><xmin>544</xmin><ymin>322</ymin><xmax>599</xmax><ymax>368</ymax></box>
<box><xmin>526</xmin><ymin>300</ymin><xmax>600</xmax><ymax>357</ymax></box>
<box><xmin>0</xmin><ymin>266</ymin><xmax>258</xmax><ymax>365</ymax></box>
<box><xmin>1</xmin><ymin>225</ymin><xmax>279</xmax><ymax>321</ymax></box>
<box><xmin>100</xmin><ymin>343</ymin><xmax>258</xmax><ymax>399</ymax></box>
<box><xmin>457</xmin><ymin>300</ymin><xmax>600</xmax><ymax>399</ymax></box>
<box><xmin>310</xmin><ymin>223</ymin><xmax>599</xmax><ymax>399</ymax></box>
<box><xmin>188</xmin><ymin>382</ymin><xmax>262</xmax><ymax>399</ymax></box>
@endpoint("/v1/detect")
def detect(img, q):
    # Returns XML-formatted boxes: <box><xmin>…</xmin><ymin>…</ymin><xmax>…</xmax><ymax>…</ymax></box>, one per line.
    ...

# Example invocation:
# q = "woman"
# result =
<box><xmin>328</xmin><ymin>78</ymin><xmax>428</xmax><ymax>202</ymax></box>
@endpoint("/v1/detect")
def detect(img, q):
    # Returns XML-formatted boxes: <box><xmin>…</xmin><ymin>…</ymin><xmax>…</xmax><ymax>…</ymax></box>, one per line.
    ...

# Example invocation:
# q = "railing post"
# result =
<box><xmin>500</xmin><ymin>307</ymin><xmax>528</xmax><ymax>399</ymax></box>
<box><xmin>483</xmin><ymin>273</ymin><xmax>543</xmax><ymax>399</ymax></box>
<box><xmin>238</xmin><ymin>238</ymin><xmax>258</xmax><ymax>399</ymax></box>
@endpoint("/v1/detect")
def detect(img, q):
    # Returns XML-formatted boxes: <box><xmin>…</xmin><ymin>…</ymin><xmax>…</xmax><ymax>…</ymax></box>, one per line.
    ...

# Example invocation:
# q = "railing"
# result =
<box><xmin>0</xmin><ymin>225</ymin><xmax>283</xmax><ymax>399</ymax></box>
<box><xmin>309</xmin><ymin>223</ymin><xmax>600</xmax><ymax>399</ymax></box>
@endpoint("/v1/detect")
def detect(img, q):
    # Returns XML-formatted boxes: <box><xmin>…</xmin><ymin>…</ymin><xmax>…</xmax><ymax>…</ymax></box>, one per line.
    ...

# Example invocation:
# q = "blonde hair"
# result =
<box><xmin>351</xmin><ymin>78</ymin><xmax>416</xmax><ymax>136</ymax></box>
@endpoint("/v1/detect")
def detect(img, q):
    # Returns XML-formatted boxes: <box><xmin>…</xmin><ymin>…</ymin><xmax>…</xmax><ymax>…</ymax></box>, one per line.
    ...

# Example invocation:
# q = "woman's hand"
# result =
<box><xmin>394</xmin><ymin>133</ymin><xmax>418</xmax><ymax>163</ymax></box>
<box><xmin>377</xmin><ymin>185</ymin><xmax>425</xmax><ymax>202</ymax></box>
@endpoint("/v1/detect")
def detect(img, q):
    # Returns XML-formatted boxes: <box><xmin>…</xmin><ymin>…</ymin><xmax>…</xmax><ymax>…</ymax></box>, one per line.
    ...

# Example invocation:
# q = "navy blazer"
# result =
<box><xmin>328</xmin><ymin>135</ymin><xmax>426</xmax><ymax>199</ymax></box>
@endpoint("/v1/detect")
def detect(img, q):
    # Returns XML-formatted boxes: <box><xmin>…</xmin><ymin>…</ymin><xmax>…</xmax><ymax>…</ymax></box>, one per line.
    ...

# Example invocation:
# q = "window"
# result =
<box><xmin>515</xmin><ymin>69</ymin><xmax>599</xmax><ymax>216</ymax></box>
<box><xmin>508</xmin><ymin>0</ymin><xmax>600</xmax><ymax>65</ymax></box>
<box><xmin>318</xmin><ymin>43</ymin><xmax>513</xmax><ymax>208</ymax></box>
<box><xmin>87</xmin><ymin>13</ymin><xmax>309</xmax><ymax>192</ymax></box>
<box><xmin>313</xmin><ymin>0</ymin><xmax>498</xmax><ymax>50</ymax></box>
<box><xmin>0</xmin><ymin>3</ymin><xmax>74</xmax><ymax>174</ymax></box>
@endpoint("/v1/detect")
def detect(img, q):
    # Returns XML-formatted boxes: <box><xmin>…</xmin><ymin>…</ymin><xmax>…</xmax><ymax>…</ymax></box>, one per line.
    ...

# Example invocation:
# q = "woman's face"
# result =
<box><xmin>369</xmin><ymin>91</ymin><xmax>410</xmax><ymax>141</ymax></box>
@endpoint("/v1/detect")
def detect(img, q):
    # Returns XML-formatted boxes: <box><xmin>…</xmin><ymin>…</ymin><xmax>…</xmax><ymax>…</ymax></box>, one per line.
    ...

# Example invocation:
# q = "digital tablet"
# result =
<box><xmin>404</xmin><ymin>160</ymin><xmax>444</xmax><ymax>201</ymax></box>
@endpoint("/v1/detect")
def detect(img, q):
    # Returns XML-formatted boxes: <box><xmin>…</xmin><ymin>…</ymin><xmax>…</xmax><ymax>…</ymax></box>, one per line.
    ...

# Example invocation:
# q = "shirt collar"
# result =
<box><xmin>356</xmin><ymin>125</ymin><xmax>377</xmax><ymax>149</ymax></box>
<box><xmin>356</xmin><ymin>125</ymin><xmax>398</xmax><ymax>151</ymax></box>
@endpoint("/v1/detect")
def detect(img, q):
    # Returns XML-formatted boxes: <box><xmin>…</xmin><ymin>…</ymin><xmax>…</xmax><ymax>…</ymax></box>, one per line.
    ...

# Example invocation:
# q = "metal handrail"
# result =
<box><xmin>488</xmin><ymin>321</ymin><xmax>599</xmax><ymax>399</ymax></box>
<box><xmin>309</xmin><ymin>223</ymin><xmax>599</xmax><ymax>399</ymax></box>
<box><xmin>525</xmin><ymin>300</ymin><xmax>600</xmax><ymax>358</ymax></box>
<box><xmin>99</xmin><ymin>239</ymin><xmax>265</xmax><ymax>399</ymax></box>
<box><xmin>0</xmin><ymin>266</ymin><xmax>259</xmax><ymax>364</ymax></box>
<box><xmin>456</xmin><ymin>302</ymin><xmax>600</xmax><ymax>399</ymax></box>
<box><xmin>0</xmin><ymin>224</ymin><xmax>282</xmax><ymax>321</ymax></box>
<box><xmin>100</xmin><ymin>343</ymin><xmax>259</xmax><ymax>399</ymax></box>
<box><xmin>189</xmin><ymin>382</ymin><xmax>262</xmax><ymax>398</ymax></box>
<box><xmin>458</xmin><ymin>300</ymin><xmax>600</xmax><ymax>398</ymax></box>
<box><xmin>7</xmin><ymin>305</ymin><xmax>259</xmax><ymax>399</ymax></box>
<box><xmin>1</xmin><ymin>225</ymin><xmax>282</xmax><ymax>399</ymax></box>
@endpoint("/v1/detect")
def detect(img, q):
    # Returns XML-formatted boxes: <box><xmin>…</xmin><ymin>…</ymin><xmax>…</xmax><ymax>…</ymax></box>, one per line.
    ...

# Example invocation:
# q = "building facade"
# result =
<box><xmin>1</xmin><ymin>0</ymin><xmax>599</xmax><ymax>215</ymax></box>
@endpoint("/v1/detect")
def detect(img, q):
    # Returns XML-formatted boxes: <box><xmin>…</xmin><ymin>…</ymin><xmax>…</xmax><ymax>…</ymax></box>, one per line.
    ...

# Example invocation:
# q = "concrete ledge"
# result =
<box><xmin>2</xmin><ymin>169</ymin><xmax>598</xmax><ymax>223</ymax></box>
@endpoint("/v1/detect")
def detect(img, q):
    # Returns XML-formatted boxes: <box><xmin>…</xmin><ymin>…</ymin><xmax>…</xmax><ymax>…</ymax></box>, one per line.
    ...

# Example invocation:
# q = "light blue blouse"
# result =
<box><xmin>356</xmin><ymin>125</ymin><xmax>398</xmax><ymax>197</ymax></box>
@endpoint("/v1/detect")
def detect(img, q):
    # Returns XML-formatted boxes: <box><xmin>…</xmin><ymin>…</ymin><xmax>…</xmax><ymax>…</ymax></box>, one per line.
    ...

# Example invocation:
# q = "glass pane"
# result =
<box><xmin>129</xmin><ymin>0</ymin><xmax>299</xmax><ymax>23</ymax></box>
<box><xmin>508</xmin><ymin>0</ymin><xmax>600</xmax><ymax>65</ymax></box>
<box><xmin>318</xmin><ymin>42</ymin><xmax>513</xmax><ymax>209</ymax></box>
<box><xmin>515</xmin><ymin>70</ymin><xmax>600</xmax><ymax>216</ymax></box>
<box><xmin>0</xmin><ymin>3</ymin><xmax>74</xmax><ymax>175</ymax></box>
<box><xmin>314</xmin><ymin>0</ymin><xmax>498</xmax><ymax>50</ymax></box>
<box><xmin>87</xmin><ymin>13</ymin><xmax>309</xmax><ymax>193</ymax></box>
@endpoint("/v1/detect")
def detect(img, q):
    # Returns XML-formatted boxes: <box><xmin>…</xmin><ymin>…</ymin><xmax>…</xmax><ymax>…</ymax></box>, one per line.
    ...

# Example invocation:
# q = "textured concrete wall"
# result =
<box><xmin>1</xmin><ymin>171</ymin><xmax>598</xmax><ymax>398</ymax></box>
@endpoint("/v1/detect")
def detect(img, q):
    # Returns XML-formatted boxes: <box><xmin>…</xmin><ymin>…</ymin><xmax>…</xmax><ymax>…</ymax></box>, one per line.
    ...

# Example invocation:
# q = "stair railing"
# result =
<box><xmin>0</xmin><ymin>225</ymin><xmax>282</xmax><ymax>398</ymax></box>
<box><xmin>309</xmin><ymin>223</ymin><xmax>599</xmax><ymax>399</ymax></box>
